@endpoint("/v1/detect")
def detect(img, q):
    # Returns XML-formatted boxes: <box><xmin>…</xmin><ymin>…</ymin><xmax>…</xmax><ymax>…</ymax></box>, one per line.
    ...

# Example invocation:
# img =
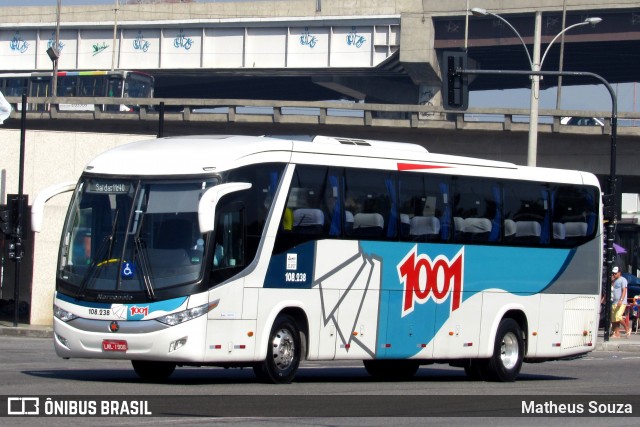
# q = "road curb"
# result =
<box><xmin>0</xmin><ymin>325</ymin><xmax>53</xmax><ymax>339</ymax></box>
<box><xmin>595</xmin><ymin>339</ymin><xmax>640</xmax><ymax>353</ymax></box>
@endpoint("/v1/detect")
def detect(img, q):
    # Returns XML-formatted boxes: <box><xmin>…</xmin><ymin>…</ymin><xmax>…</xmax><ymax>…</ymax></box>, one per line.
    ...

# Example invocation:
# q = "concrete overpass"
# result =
<box><xmin>1</xmin><ymin>0</ymin><xmax>639</xmax><ymax>104</ymax></box>
<box><xmin>3</xmin><ymin>95</ymin><xmax>640</xmax><ymax>188</ymax></box>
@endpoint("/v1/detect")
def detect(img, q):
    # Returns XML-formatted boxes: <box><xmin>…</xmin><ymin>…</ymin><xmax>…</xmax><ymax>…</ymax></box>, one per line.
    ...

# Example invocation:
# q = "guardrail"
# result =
<box><xmin>5</xmin><ymin>96</ymin><xmax>640</xmax><ymax>136</ymax></box>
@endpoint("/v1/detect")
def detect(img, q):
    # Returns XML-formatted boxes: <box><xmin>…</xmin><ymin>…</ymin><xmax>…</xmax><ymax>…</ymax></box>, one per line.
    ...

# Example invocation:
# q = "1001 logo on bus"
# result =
<box><xmin>397</xmin><ymin>246</ymin><xmax>464</xmax><ymax>317</ymax></box>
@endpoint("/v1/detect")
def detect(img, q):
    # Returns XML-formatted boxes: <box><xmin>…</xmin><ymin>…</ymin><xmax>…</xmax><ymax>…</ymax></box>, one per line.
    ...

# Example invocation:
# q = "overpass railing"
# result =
<box><xmin>5</xmin><ymin>96</ymin><xmax>640</xmax><ymax>136</ymax></box>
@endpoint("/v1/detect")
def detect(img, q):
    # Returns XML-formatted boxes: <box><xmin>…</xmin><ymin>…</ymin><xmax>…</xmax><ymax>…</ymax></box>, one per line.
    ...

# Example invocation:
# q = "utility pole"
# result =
<box><xmin>111</xmin><ymin>0</ymin><xmax>119</xmax><ymax>71</ymax></box>
<box><xmin>52</xmin><ymin>0</ymin><xmax>61</xmax><ymax>97</ymax></box>
<box><xmin>555</xmin><ymin>0</ymin><xmax>568</xmax><ymax>109</ymax></box>
<box><xmin>527</xmin><ymin>11</ymin><xmax>542</xmax><ymax>167</ymax></box>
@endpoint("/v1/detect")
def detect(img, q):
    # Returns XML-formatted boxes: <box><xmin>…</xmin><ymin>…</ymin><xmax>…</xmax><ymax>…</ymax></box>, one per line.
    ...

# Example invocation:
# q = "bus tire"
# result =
<box><xmin>131</xmin><ymin>360</ymin><xmax>176</xmax><ymax>382</ymax></box>
<box><xmin>363</xmin><ymin>360</ymin><xmax>419</xmax><ymax>380</ymax></box>
<box><xmin>253</xmin><ymin>314</ymin><xmax>301</xmax><ymax>384</ymax></box>
<box><xmin>482</xmin><ymin>318</ymin><xmax>524</xmax><ymax>382</ymax></box>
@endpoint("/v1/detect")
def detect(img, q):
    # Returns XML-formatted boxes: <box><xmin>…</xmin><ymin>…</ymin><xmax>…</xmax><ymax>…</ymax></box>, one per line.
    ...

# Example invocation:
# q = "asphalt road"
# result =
<box><xmin>1</xmin><ymin>336</ymin><xmax>639</xmax><ymax>426</ymax></box>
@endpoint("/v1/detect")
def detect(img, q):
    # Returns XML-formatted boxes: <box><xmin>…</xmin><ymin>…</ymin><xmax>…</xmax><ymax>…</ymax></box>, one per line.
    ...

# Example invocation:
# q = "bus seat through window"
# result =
<box><xmin>564</xmin><ymin>221</ymin><xmax>587</xmax><ymax>237</ymax></box>
<box><xmin>461</xmin><ymin>217</ymin><xmax>492</xmax><ymax>242</ymax></box>
<box><xmin>553</xmin><ymin>222</ymin><xmax>566</xmax><ymax>240</ymax></box>
<box><xmin>353</xmin><ymin>213</ymin><xmax>384</xmax><ymax>238</ymax></box>
<box><xmin>563</xmin><ymin>221</ymin><xmax>588</xmax><ymax>246</ymax></box>
<box><xmin>293</xmin><ymin>208</ymin><xmax>324</xmax><ymax>234</ymax></box>
<box><xmin>515</xmin><ymin>220</ymin><xmax>542</xmax><ymax>245</ymax></box>
<box><xmin>400</xmin><ymin>213</ymin><xmax>410</xmax><ymax>238</ymax></box>
<box><xmin>504</xmin><ymin>219</ymin><xmax>517</xmax><ymax>240</ymax></box>
<box><xmin>345</xmin><ymin>210</ymin><xmax>354</xmax><ymax>235</ymax></box>
<box><xmin>410</xmin><ymin>216</ymin><xmax>440</xmax><ymax>241</ymax></box>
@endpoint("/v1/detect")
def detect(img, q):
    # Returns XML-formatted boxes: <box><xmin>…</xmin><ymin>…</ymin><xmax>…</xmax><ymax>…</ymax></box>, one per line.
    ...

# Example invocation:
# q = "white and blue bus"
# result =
<box><xmin>32</xmin><ymin>134</ymin><xmax>602</xmax><ymax>383</ymax></box>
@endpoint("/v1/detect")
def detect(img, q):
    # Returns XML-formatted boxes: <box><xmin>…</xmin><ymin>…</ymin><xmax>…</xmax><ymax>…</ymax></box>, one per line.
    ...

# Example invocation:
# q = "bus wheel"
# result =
<box><xmin>253</xmin><ymin>314</ymin><xmax>301</xmax><ymax>384</ymax></box>
<box><xmin>131</xmin><ymin>360</ymin><xmax>176</xmax><ymax>382</ymax></box>
<box><xmin>363</xmin><ymin>360</ymin><xmax>419</xmax><ymax>380</ymax></box>
<box><xmin>482</xmin><ymin>318</ymin><xmax>524</xmax><ymax>382</ymax></box>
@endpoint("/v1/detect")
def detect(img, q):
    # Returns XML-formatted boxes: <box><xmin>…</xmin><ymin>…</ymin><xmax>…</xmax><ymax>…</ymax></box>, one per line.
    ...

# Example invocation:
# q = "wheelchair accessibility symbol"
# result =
<box><xmin>121</xmin><ymin>261</ymin><xmax>136</xmax><ymax>279</ymax></box>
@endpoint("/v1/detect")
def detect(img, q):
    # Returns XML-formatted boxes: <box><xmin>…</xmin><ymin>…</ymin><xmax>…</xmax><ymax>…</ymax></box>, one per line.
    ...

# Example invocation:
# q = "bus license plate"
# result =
<box><xmin>102</xmin><ymin>340</ymin><xmax>128</xmax><ymax>352</ymax></box>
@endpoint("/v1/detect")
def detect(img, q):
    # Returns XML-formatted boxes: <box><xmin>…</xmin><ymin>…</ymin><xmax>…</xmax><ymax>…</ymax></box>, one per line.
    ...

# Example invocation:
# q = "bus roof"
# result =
<box><xmin>83</xmin><ymin>134</ymin><xmax>597</xmax><ymax>187</ymax></box>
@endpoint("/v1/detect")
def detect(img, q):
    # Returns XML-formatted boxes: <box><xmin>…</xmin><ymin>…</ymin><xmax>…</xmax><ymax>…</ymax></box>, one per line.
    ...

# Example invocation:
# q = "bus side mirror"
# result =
<box><xmin>31</xmin><ymin>181</ymin><xmax>77</xmax><ymax>232</ymax></box>
<box><xmin>198</xmin><ymin>182</ymin><xmax>252</xmax><ymax>234</ymax></box>
<box><xmin>442</xmin><ymin>51</ymin><xmax>468</xmax><ymax>110</ymax></box>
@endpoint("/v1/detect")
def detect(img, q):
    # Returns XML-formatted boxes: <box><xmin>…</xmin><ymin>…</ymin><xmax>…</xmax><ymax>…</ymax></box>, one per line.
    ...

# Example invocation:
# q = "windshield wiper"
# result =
<box><xmin>134</xmin><ymin>236</ymin><xmax>156</xmax><ymax>300</ymax></box>
<box><xmin>105</xmin><ymin>208</ymin><xmax>119</xmax><ymax>263</ymax></box>
<box><xmin>131</xmin><ymin>207</ymin><xmax>156</xmax><ymax>300</ymax></box>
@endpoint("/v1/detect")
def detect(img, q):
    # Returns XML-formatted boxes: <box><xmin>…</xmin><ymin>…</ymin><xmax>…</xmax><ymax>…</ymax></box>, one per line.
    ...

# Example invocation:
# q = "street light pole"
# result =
<box><xmin>470</xmin><ymin>8</ymin><xmax>601</xmax><ymax>166</ymax></box>
<box><xmin>556</xmin><ymin>0</ymin><xmax>568</xmax><ymax>109</ymax></box>
<box><xmin>528</xmin><ymin>12</ymin><xmax>542</xmax><ymax>166</ymax></box>
<box><xmin>52</xmin><ymin>0</ymin><xmax>61</xmax><ymax>97</ymax></box>
<box><xmin>111</xmin><ymin>0</ymin><xmax>118</xmax><ymax>71</ymax></box>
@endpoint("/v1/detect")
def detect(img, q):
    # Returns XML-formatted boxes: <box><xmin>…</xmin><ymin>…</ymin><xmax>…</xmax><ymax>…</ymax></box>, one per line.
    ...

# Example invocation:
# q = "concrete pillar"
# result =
<box><xmin>399</xmin><ymin>13</ymin><xmax>441</xmax><ymax>87</ymax></box>
<box><xmin>399</xmin><ymin>14</ymin><xmax>444</xmax><ymax>119</ymax></box>
<box><xmin>418</xmin><ymin>83</ymin><xmax>444</xmax><ymax>120</ymax></box>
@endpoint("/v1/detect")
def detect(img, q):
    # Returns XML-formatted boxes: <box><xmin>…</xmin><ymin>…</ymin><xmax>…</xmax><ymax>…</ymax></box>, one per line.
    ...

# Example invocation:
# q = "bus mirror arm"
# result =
<box><xmin>31</xmin><ymin>181</ymin><xmax>77</xmax><ymax>233</ymax></box>
<box><xmin>198</xmin><ymin>182</ymin><xmax>252</xmax><ymax>234</ymax></box>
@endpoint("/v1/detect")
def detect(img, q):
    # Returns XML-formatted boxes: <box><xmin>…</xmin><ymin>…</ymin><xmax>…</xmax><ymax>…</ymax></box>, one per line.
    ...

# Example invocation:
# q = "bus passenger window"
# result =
<box><xmin>344</xmin><ymin>169</ymin><xmax>395</xmax><ymax>240</ymax></box>
<box><xmin>398</xmin><ymin>172</ymin><xmax>450</xmax><ymax>243</ymax></box>
<box><xmin>552</xmin><ymin>185</ymin><xmax>598</xmax><ymax>247</ymax></box>
<box><xmin>226</xmin><ymin>162</ymin><xmax>284</xmax><ymax>261</ymax></box>
<box><xmin>210</xmin><ymin>207</ymin><xmax>246</xmax><ymax>286</ymax></box>
<box><xmin>503</xmin><ymin>181</ymin><xmax>550</xmax><ymax>246</ymax></box>
<box><xmin>451</xmin><ymin>177</ymin><xmax>501</xmax><ymax>244</ymax></box>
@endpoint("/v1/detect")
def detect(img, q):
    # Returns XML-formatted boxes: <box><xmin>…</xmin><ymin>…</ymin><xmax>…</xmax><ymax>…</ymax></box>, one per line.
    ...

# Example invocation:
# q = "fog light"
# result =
<box><xmin>55</xmin><ymin>332</ymin><xmax>69</xmax><ymax>349</ymax></box>
<box><xmin>169</xmin><ymin>337</ymin><xmax>187</xmax><ymax>353</ymax></box>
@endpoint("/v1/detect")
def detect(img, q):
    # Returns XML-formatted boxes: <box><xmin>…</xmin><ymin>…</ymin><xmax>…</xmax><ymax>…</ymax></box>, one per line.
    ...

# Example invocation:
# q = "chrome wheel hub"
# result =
<box><xmin>272</xmin><ymin>328</ymin><xmax>295</xmax><ymax>370</ymax></box>
<box><xmin>500</xmin><ymin>331</ymin><xmax>519</xmax><ymax>370</ymax></box>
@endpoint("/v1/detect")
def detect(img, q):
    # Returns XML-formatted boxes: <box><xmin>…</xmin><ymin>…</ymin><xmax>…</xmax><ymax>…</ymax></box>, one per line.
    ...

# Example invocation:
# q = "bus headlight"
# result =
<box><xmin>155</xmin><ymin>302</ymin><xmax>214</xmax><ymax>326</ymax></box>
<box><xmin>53</xmin><ymin>304</ymin><xmax>79</xmax><ymax>322</ymax></box>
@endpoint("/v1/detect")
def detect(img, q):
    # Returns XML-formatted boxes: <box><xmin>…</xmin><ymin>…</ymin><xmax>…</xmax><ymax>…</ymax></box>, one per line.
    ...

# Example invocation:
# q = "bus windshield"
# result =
<box><xmin>59</xmin><ymin>177</ymin><xmax>217</xmax><ymax>299</ymax></box>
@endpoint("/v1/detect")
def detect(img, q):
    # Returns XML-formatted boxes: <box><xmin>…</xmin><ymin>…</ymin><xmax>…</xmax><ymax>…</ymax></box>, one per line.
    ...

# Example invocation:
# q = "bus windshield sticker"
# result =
<box><xmin>121</xmin><ymin>261</ymin><xmax>136</xmax><ymax>279</ymax></box>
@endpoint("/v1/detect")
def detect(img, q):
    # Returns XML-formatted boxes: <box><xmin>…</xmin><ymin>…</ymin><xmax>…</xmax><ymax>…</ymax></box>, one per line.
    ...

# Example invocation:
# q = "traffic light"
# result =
<box><xmin>442</xmin><ymin>51</ymin><xmax>469</xmax><ymax>110</ymax></box>
<box><xmin>0</xmin><ymin>204</ymin><xmax>12</xmax><ymax>235</ymax></box>
<box><xmin>602</xmin><ymin>194</ymin><xmax>616</xmax><ymax>220</ymax></box>
<box><xmin>1</xmin><ymin>195</ymin><xmax>28</xmax><ymax>237</ymax></box>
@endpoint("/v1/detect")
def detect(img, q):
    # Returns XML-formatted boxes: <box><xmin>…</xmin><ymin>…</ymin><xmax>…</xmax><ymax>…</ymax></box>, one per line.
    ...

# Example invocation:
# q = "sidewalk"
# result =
<box><xmin>1</xmin><ymin>321</ymin><xmax>639</xmax><ymax>352</ymax></box>
<box><xmin>0</xmin><ymin>321</ymin><xmax>53</xmax><ymax>339</ymax></box>
<box><xmin>595</xmin><ymin>328</ymin><xmax>640</xmax><ymax>352</ymax></box>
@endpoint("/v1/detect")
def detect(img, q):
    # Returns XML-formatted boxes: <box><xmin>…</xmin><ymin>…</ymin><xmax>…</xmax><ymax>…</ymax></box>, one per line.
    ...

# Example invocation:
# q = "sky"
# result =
<box><xmin>472</xmin><ymin>84</ymin><xmax>638</xmax><ymax>115</ymax></box>
<box><xmin>8</xmin><ymin>0</ymin><xmax>126</xmax><ymax>5</ymax></box>
<box><xmin>4</xmin><ymin>0</ymin><xmax>220</xmax><ymax>5</ymax></box>
<box><xmin>2</xmin><ymin>0</ymin><xmax>638</xmax><ymax>114</ymax></box>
